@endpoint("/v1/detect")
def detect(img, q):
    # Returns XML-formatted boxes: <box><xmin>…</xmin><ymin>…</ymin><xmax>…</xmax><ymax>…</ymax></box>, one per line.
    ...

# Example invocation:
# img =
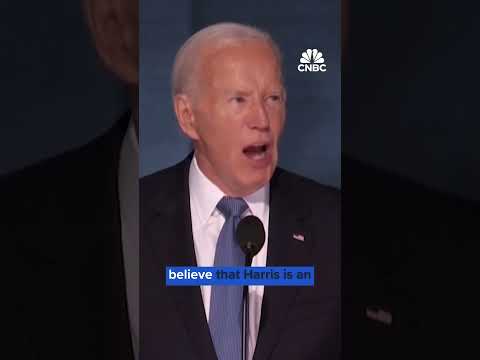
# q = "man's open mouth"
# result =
<box><xmin>243</xmin><ymin>144</ymin><xmax>269</xmax><ymax>160</ymax></box>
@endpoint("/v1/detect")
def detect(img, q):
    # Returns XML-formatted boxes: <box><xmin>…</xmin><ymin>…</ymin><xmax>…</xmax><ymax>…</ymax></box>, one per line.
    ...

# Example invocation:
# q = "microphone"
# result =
<box><xmin>236</xmin><ymin>215</ymin><xmax>265</xmax><ymax>360</ymax></box>
<box><xmin>236</xmin><ymin>215</ymin><xmax>265</xmax><ymax>265</ymax></box>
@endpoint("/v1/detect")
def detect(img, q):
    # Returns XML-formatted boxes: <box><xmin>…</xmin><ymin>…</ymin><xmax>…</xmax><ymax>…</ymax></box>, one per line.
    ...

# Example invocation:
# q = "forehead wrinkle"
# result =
<box><xmin>212</xmin><ymin>47</ymin><xmax>281</xmax><ymax>91</ymax></box>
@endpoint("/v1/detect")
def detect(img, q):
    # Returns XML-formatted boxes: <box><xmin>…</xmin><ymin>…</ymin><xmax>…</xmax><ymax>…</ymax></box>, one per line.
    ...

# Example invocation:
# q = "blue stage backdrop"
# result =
<box><xmin>140</xmin><ymin>0</ymin><xmax>341</xmax><ymax>189</ymax></box>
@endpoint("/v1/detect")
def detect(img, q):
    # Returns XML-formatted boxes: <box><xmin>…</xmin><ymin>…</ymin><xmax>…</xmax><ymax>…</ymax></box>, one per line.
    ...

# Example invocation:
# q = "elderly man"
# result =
<box><xmin>141</xmin><ymin>23</ymin><xmax>340</xmax><ymax>360</ymax></box>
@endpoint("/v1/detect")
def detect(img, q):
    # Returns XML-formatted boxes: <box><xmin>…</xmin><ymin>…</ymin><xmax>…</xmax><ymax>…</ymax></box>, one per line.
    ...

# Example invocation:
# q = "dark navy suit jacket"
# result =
<box><xmin>140</xmin><ymin>154</ymin><xmax>341</xmax><ymax>360</ymax></box>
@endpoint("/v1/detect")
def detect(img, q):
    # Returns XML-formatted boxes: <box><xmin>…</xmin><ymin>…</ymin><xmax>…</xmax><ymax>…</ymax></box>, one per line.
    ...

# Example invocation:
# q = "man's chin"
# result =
<box><xmin>235</xmin><ymin>172</ymin><xmax>273</xmax><ymax>197</ymax></box>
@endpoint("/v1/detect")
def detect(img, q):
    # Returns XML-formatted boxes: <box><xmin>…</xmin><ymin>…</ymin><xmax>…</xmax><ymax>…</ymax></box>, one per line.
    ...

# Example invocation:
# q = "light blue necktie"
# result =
<box><xmin>209</xmin><ymin>197</ymin><xmax>248</xmax><ymax>360</ymax></box>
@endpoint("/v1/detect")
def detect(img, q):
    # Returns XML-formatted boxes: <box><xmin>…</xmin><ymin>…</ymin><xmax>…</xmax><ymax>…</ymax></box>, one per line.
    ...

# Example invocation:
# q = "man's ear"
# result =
<box><xmin>83</xmin><ymin>0</ymin><xmax>138</xmax><ymax>85</ymax></box>
<box><xmin>173</xmin><ymin>94</ymin><xmax>200</xmax><ymax>141</ymax></box>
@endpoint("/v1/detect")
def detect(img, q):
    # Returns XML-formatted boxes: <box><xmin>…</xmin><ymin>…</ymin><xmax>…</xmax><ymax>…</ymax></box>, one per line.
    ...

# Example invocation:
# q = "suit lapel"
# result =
<box><xmin>253</xmin><ymin>169</ymin><xmax>314</xmax><ymax>360</ymax></box>
<box><xmin>148</xmin><ymin>154</ymin><xmax>217</xmax><ymax>360</ymax></box>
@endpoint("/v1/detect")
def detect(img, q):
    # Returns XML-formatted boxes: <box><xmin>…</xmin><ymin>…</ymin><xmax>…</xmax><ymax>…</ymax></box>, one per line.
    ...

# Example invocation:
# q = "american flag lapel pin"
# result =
<box><xmin>293</xmin><ymin>233</ymin><xmax>305</xmax><ymax>242</ymax></box>
<box><xmin>366</xmin><ymin>307</ymin><xmax>392</xmax><ymax>326</ymax></box>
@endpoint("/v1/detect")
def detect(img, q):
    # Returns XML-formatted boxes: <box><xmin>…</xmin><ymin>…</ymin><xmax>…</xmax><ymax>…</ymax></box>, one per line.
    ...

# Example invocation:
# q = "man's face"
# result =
<box><xmin>191</xmin><ymin>40</ymin><xmax>286</xmax><ymax>196</ymax></box>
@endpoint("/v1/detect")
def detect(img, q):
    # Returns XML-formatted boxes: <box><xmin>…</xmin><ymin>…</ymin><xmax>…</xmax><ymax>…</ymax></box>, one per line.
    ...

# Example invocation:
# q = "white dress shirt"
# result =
<box><xmin>189</xmin><ymin>154</ymin><xmax>269</xmax><ymax>360</ymax></box>
<box><xmin>118</xmin><ymin>119</ymin><xmax>139</xmax><ymax>359</ymax></box>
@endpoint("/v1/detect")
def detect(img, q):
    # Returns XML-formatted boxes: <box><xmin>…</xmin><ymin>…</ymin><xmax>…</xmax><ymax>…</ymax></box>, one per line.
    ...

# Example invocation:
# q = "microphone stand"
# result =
<box><xmin>242</xmin><ymin>254</ymin><xmax>253</xmax><ymax>360</ymax></box>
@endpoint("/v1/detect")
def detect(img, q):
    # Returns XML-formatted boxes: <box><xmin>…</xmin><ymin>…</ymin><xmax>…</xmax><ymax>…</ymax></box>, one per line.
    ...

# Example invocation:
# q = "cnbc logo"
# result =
<box><xmin>297</xmin><ymin>48</ymin><xmax>327</xmax><ymax>72</ymax></box>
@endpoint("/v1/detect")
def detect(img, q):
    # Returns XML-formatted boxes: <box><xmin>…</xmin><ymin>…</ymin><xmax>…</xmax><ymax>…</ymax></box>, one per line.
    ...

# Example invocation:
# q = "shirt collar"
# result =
<box><xmin>189</xmin><ymin>153</ymin><xmax>269</xmax><ymax>227</ymax></box>
<box><xmin>128</xmin><ymin>116</ymin><xmax>138</xmax><ymax>154</ymax></box>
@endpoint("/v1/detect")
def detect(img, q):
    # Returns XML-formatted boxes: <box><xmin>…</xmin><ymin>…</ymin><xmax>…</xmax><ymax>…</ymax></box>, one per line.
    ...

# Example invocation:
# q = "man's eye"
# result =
<box><xmin>268</xmin><ymin>95</ymin><xmax>281</xmax><ymax>102</ymax></box>
<box><xmin>232</xmin><ymin>96</ymin><xmax>246</xmax><ymax>103</ymax></box>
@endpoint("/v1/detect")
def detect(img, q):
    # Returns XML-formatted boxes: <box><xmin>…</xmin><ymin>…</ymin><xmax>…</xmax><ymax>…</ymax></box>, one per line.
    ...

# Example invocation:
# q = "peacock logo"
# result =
<box><xmin>298</xmin><ymin>49</ymin><xmax>327</xmax><ymax>72</ymax></box>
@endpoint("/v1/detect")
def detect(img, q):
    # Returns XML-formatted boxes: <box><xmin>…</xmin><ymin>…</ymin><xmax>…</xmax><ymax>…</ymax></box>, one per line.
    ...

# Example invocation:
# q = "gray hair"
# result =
<box><xmin>171</xmin><ymin>22</ymin><xmax>283</xmax><ymax>99</ymax></box>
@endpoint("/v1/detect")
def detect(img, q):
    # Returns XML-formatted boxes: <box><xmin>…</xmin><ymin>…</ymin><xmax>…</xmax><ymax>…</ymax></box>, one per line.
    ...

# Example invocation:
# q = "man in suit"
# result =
<box><xmin>3</xmin><ymin>1</ymin><xmax>138</xmax><ymax>359</ymax></box>
<box><xmin>140</xmin><ymin>23</ymin><xmax>340</xmax><ymax>360</ymax></box>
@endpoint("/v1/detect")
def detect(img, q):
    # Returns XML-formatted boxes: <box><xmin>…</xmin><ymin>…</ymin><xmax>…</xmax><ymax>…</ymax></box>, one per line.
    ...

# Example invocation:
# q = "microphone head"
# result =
<box><xmin>236</xmin><ymin>215</ymin><xmax>265</xmax><ymax>258</ymax></box>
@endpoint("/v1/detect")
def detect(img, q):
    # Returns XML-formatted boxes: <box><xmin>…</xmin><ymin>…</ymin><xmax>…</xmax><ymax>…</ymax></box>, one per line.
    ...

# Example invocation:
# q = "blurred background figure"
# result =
<box><xmin>2</xmin><ymin>0</ymin><xmax>138</xmax><ymax>359</ymax></box>
<box><xmin>342</xmin><ymin>0</ymin><xmax>479</xmax><ymax>358</ymax></box>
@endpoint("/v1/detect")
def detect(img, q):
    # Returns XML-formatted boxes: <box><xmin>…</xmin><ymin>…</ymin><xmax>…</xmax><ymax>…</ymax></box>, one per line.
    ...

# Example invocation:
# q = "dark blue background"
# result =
<box><xmin>0</xmin><ymin>1</ymin><xmax>128</xmax><ymax>175</ymax></box>
<box><xmin>343</xmin><ymin>0</ymin><xmax>480</xmax><ymax>201</ymax></box>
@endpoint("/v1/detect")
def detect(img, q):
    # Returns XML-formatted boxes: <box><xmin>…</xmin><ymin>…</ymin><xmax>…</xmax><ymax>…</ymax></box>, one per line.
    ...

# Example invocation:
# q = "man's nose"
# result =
<box><xmin>249</xmin><ymin>101</ymin><xmax>270</xmax><ymax>131</ymax></box>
